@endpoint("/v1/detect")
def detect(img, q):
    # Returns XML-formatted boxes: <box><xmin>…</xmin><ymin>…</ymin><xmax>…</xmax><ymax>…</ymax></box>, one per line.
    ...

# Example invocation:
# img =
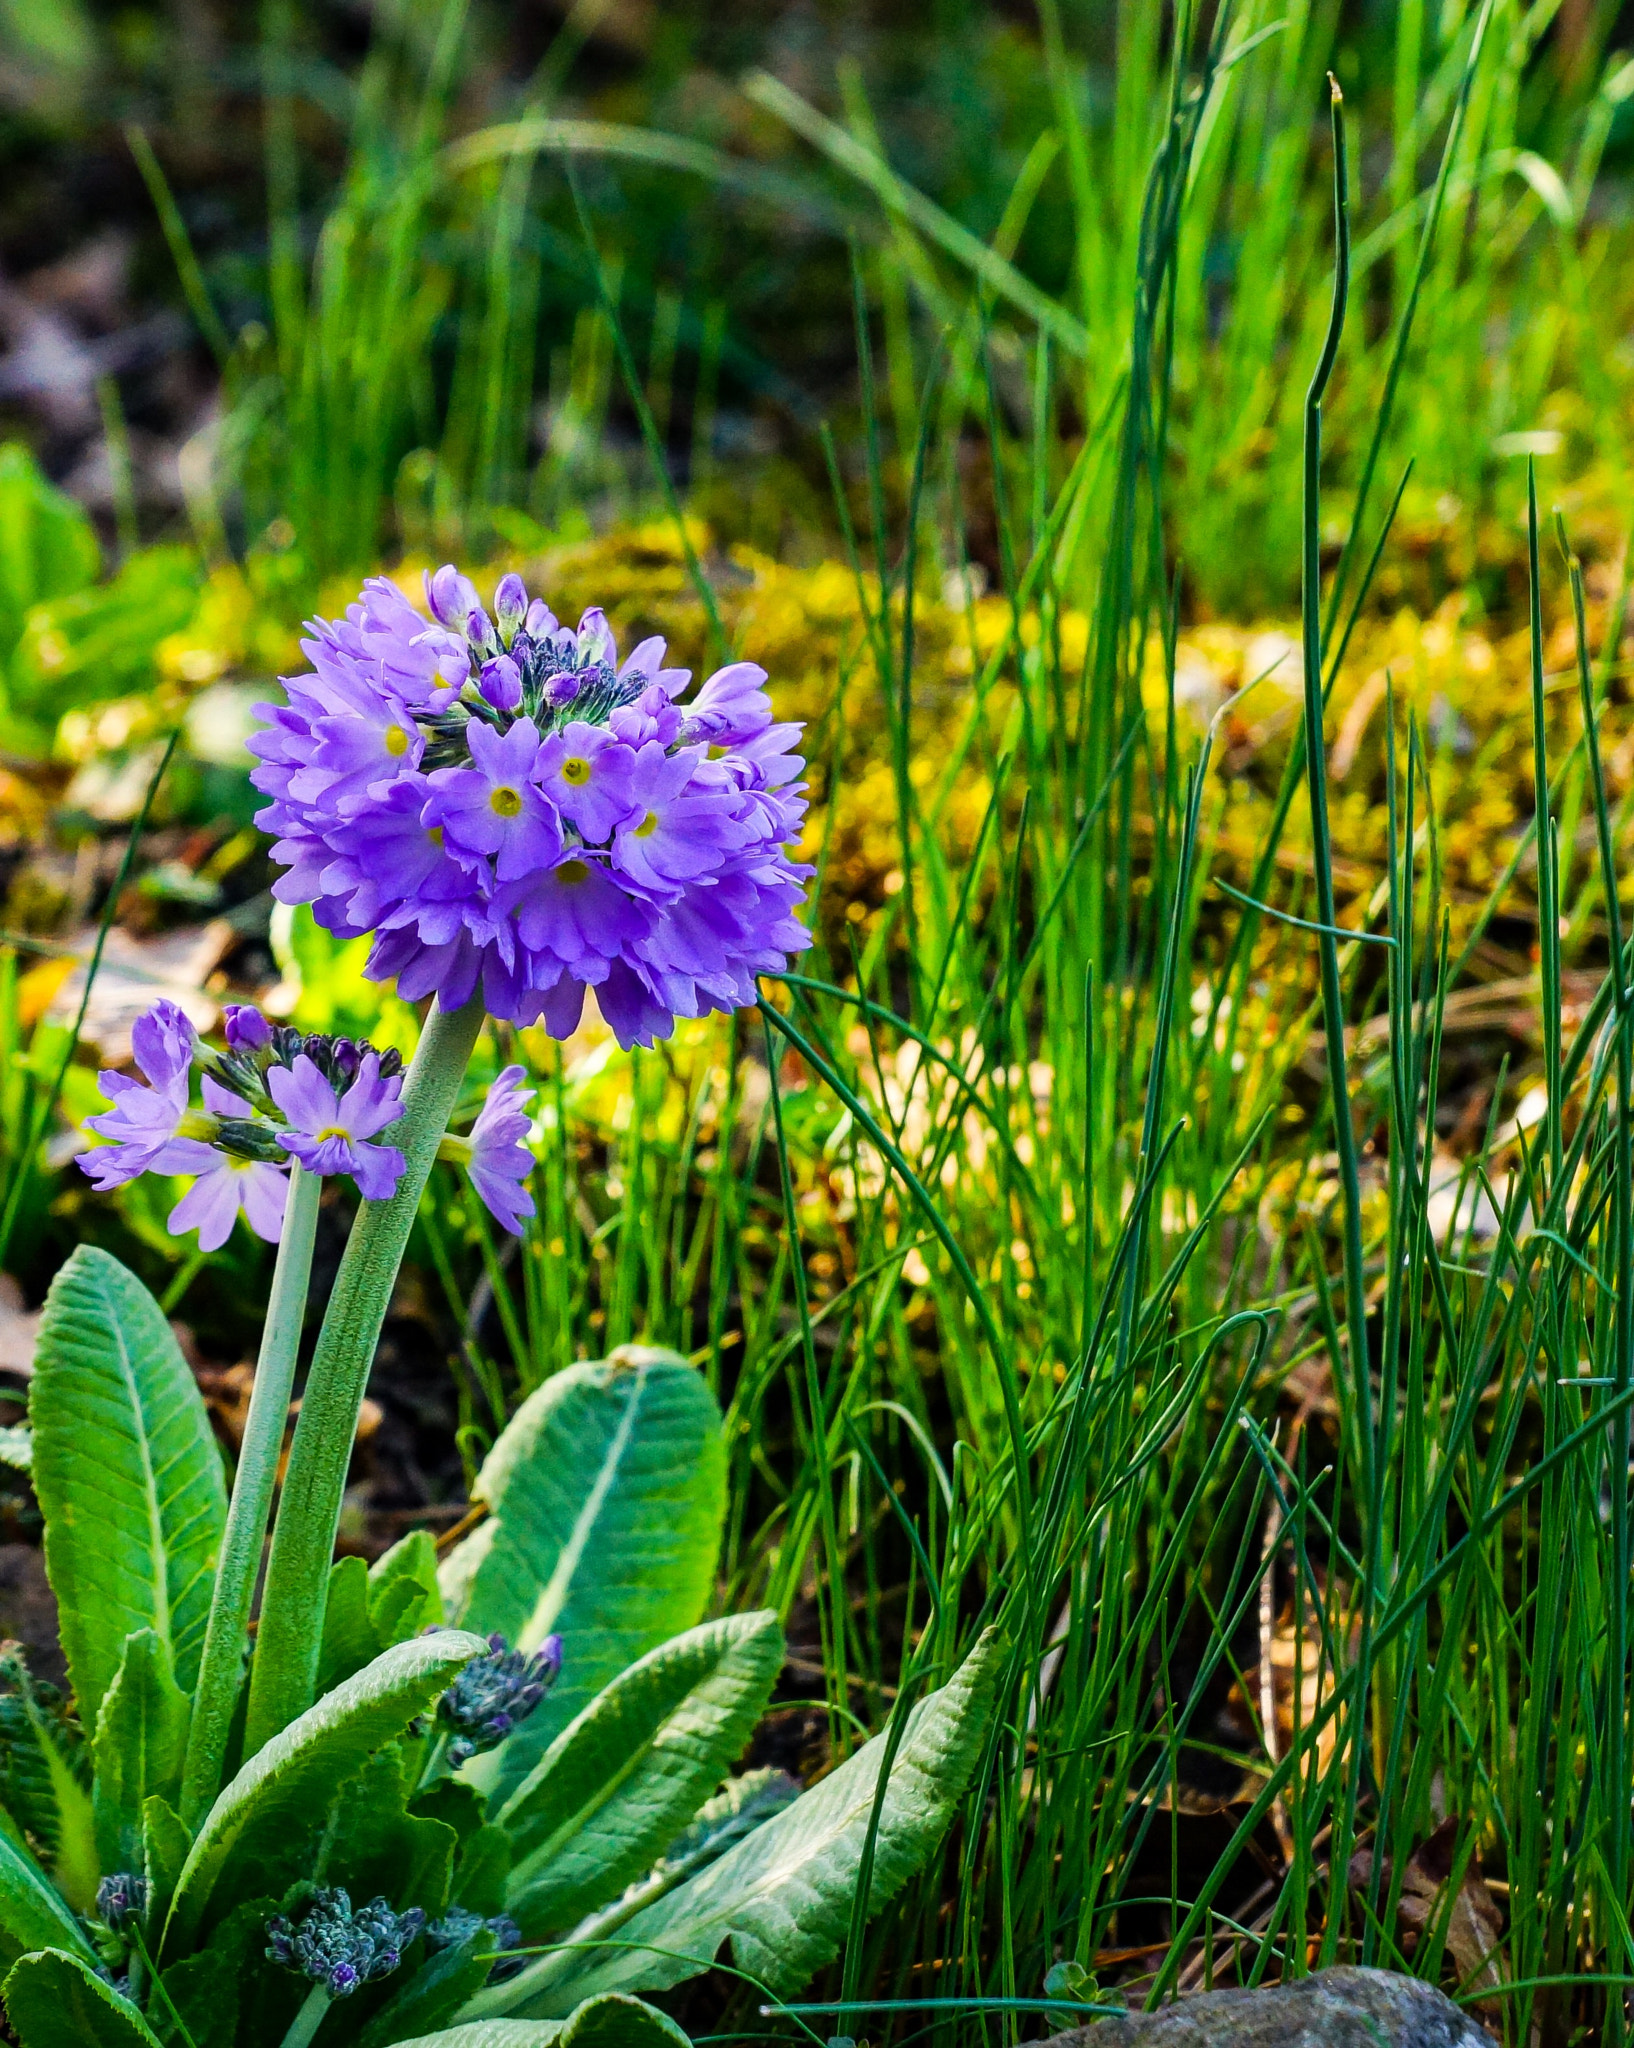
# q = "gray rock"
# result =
<box><xmin>1045</xmin><ymin>1967</ymin><xmax>1490</xmax><ymax>2046</ymax></box>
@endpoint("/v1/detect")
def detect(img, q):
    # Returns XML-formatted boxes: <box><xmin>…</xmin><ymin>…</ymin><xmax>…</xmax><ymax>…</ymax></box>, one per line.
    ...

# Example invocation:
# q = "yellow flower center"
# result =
<box><xmin>384</xmin><ymin>725</ymin><xmax>410</xmax><ymax>758</ymax></box>
<box><xmin>634</xmin><ymin>810</ymin><xmax>660</xmax><ymax>838</ymax></box>
<box><xmin>490</xmin><ymin>785</ymin><xmax>523</xmax><ymax>817</ymax></box>
<box><xmin>427</xmin><ymin>825</ymin><xmax>444</xmax><ymax>849</ymax></box>
<box><xmin>557</xmin><ymin>859</ymin><xmax>590</xmax><ymax>887</ymax></box>
<box><xmin>315</xmin><ymin>1125</ymin><xmax>349</xmax><ymax>1143</ymax></box>
<box><xmin>561</xmin><ymin>757</ymin><xmax>591</xmax><ymax>786</ymax></box>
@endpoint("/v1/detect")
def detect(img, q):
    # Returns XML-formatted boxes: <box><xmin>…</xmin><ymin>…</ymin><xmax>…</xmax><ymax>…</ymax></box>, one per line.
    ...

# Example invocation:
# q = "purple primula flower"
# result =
<box><xmin>78</xmin><ymin>1001</ymin><xmax>423</xmax><ymax>1238</ymax></box>
<box><xmin>76</xmin><ymin>999</ymin><xmax>209</xmax><ymax>1187</ymax></box>
<box><xmin>442</xmin><ymin>1065</ymin><xmax>536</xmax><ymax>1235</ymax></box>
<box><xmin>169</xmin><ymin>1154</ymin><xmax>290</xmax><ymax>1251</ymax></box>
<box><xmin>251</xmin><ymin>567</ymin><xmax>812</xmax><ymax>1048</ymax></box>
<box><xmin>535</xmin><ymin>722</ymin><xmax>637</xmax><ymax>841</ymax></box>
<box><xmin>268</xmin><ymin>1053</ymin><xmax>407</xmax><ymax>1200</ymax></box>
<box><xmin>423</xmin><ymin>718</ymin><xmax>562</xmax><ymax>882</ymax></box>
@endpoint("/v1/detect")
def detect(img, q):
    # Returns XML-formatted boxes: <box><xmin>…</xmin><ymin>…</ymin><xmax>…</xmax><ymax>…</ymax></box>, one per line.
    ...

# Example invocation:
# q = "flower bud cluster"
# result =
<box><xmin>265</xmin><ymin>1887</ymin><xmax>425</xmax><ymax>1997</ymax></box>
<box><xmin>436</xmin><ymin>1630</ymin><xmax>562</xmax><ymax>1766</ymax></box>
<box><xmin>426</xmin><ymin>1905</ymin><xmax>526</xmax><ymax>1983</ymax></box>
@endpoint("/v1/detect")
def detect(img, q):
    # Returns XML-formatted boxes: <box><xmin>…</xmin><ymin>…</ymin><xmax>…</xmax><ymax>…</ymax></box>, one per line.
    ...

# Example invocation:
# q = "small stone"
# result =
<box><xmin>1043</xmin><ymin>1967</ymin><xmax>1490</xmax><ymax>2047</ymax></box>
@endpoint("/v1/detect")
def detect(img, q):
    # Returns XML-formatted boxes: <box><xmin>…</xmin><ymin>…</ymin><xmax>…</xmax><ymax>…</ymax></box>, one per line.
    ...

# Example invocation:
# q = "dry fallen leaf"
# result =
<box><xmin>41</xmin><ymin>918</ymin><xmax>233</xmax><ymax>1063</ymax></box>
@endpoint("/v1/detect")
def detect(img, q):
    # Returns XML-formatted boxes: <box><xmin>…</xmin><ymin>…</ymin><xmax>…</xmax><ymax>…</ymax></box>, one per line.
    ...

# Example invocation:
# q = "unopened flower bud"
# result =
<box><xmin>494</xmin><ymin>574</ymin><xmax>528</xmax><ymax>639</ymax></box>
<box><xmin>437</xmin><ymin>1632</ymin><xmax>562</xmax><ymax>1766</ymax></box>
<box><xmin>480</xmin><ymin>655</ymin><xmax>523</xmax><ymax>713</ymax></box>
<box><xmin>96</xmin><ymin>1872</ymin><xmax>148</xmax><ymax>1932</ymax></box>
<box><xmin>543</xmin><ymin>670</ymin><xmax>582</xmax><ymax>709</ymax></box>
<box><xmin>224</xmin><ymin>1005</ymin><xmax>273</xmax><ymax>1054</ymax></box>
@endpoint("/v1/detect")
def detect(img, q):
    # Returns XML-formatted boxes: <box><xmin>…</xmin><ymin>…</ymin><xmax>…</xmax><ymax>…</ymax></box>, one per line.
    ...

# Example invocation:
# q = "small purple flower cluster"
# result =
<box><xmin>76</xmin><ymin>998</ymin><xmax>533</xmax><ymax>1248</ymax></box>
<box><xmin>249</xmin><ymin>568</ymin><xmax>812</xmax><ymax>1048</ymax></box>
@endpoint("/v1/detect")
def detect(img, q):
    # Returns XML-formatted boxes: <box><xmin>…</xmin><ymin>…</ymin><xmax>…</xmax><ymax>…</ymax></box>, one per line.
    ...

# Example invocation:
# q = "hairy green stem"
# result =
<box><xmin>180</xmin><ymin>1164</ymin><xmax>322</xmax><ymax>1825</ymax></box>
<box><xmin>244</xmin><ymin>993</ymin><xmax>485</xmax><ymax>1754</ymax></box>
<box><xmin>278</xmin><ymin>1983</ymin><xmax>331</xmax><ymax>2048</ymax></box>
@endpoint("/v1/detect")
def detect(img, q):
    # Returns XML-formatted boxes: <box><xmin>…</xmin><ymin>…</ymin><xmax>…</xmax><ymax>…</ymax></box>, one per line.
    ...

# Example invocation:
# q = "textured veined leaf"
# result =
<box><xmin>93</xmin><ymin>1628</ymin><xmax>188</xmax><ymax>1875</ymax></box>
<box><xmin>2</xmin><ymin>1947</ymin><xmax>163</xmax><ymax>2047</ymax></box>
<box><xmin>161</xmin><ymin>1629</ymin><xmax>488</xmax><ymax>1957</ymax></box>
<box><xmin>484</xmin><ymin>1630</ymin><xmax>1005</xmax><ymax>2019</ymax></box>
<box><xmin>396</xmin><ymin>1993</ymin><xmax>690</xmax><ymax>2046</ymax></box>
<box><xmin>30</xmin><ymin>1249</ymin><xmax>227</xmax><ymax>1725</ymax></box>
<box><xmin>501</xmin><ymin>1611</ymin><xmax>784</xmax><ymax>1937</ymax></box>
<box><xmin>441</xmin><ymin>1350</ymin><xmax>725</xmax><ymax>1804</ymax></box>
<box><xmin>0</xmin><ymin>1664</ymin><xmax>96</xmax><ymax>1914</ymax></box>
<box><xmin>0</xmin><ymin>1828</ymin><xmax>96</xmax><ymax>1967</ymax></box>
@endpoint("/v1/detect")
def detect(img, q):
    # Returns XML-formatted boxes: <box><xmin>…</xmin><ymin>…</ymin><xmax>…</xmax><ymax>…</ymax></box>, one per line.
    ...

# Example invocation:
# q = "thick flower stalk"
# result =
<box><xmin>249</xmin><ymin>567</ymin><xmax>813</xmax><ymax>1047</ymax></box>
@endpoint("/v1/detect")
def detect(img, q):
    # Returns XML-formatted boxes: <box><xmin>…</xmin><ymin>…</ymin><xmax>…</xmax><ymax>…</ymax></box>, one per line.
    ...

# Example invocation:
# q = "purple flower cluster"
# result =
<box><xmin>76</xmin><ymin>998</ymin><xmax>530</xmax><ymax>1249</ymax></box>
<box><xmin>249</xmin><ymin>568</ymin><xmax>812</xmax><ymax>1048</ymax></box>
<box><xmin>266</xmin><ymin>1887</ymin><xmax>425</xmax><ymax>1997</ymax></box>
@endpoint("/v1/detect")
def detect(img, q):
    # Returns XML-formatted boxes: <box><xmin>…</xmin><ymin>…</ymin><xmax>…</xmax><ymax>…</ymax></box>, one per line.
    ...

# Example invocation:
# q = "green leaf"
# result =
<box><xmin>315</xmin><ymin>1745</ymin><xmax>456</xmax><ymax>1920</ymax></box>
<box><xmin>315</xmin><ymin>1556</ymin><xmax>379</xmax><ymax>1697</ymax></box>
<box><xmin>501</xmin><ymin>1612</ymin><xmax>784</xmax><ymax>1937</ymax></box>
<box><xmin>30</xmin><ymin>1248</ymin><xmax>228</xmax><ymax>1727</ymax></box>
<box><xmin>488</xmin><ymin>1630</ymin><xmax>1005</xmax><ymax>2018</ymax></box>
<box><xmin>441</xmin><ymin>1350</ymin><xmax>725</xmax><ymax>1804</ymax></box>
<box><xmin>0</xmin><ymin>1826</ymin><xmax>94</xmax><ymax>1966</ymax></box>
<box><xmin>395</xmin><ymin>1995</ymin><xmax>691</xmax><ymax>2047</ymax></box>
<box><xmin>142</xmin><ymin>1794</ymin><xmax>192</xmax><ymax>1929</ymax></box>
<box><xmin>0</xmin><ymin>1660</ymin><xmax>96</xmax><ymax>1913</ymax></box>
<box><xmin>357</xmin><ymin>1930</ymin><xmax>498</xmax><ymax>2048</ymax></box>
<box><xmin>2</xmin><ymin>1947</ymin><xmax>163</xmax><ymax>2048</ymax></box>
<box><xmin>0</xmin><ymin>441</ymin><xmax>99</xmax><ymax>661</ymax></box>
<box><xmin>161</xmin><ymin>1628</ymin><xmax>487</xmax><ymax>1957</ymax></box>
<box><xmin>94</xmin><ymin>1629</ymin><xmax>189</xmax><ymax>1874</ymax></box>
<box><xmin>371</xmin><ymin>1530</ymin><xmax>445</xmax><ymax>1639</ymax></box>
<box><xmin>151</xmin><ymin>1896</ymin><xmax>295</xmax><ymax>2048</ymax></box>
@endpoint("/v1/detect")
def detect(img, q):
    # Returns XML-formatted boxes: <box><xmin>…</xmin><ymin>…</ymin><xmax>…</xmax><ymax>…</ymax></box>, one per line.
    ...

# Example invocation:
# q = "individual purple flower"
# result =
<box><xmin>534</xmin><ymin>722</ymin><xmax>637</xmax><ymax>842</ymax></box>
<box><xmin>423</xmin><ymin>718</ymin><xmax>562</xmax><ymax>882</ymax></box>
<box><xmin>251</xmin><ymin>567</ymin><xmax>812</xmax><ymax>1048</ymax></box>
<box><xmin>76</xmin><ymin>999</ymin><xmax>208</xmax><ymax>1188</ymax></box>
<box><xmin>268</xmin><ymin>1053</ymin><xmax>406</xmax><ymax>1200</ymax></box>
<box><xmin>612</xmin><ymin>741</ymin><xmax>751</xmax><ymax>893</ymax></box>
<box><xmin>442</xmin><ymin>1066</ymin><xmax>535</xmax><ymax>1235</ymax></box>
<box><xmin>168</xmin><ymin>1153</ymin><xmax>290</xmax><ymax>1251</ymax></box>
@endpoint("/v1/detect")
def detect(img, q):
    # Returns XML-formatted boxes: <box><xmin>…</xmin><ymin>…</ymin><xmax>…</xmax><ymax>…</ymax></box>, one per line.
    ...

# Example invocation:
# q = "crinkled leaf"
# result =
<box><xmin>161</xmin><ymin>1629</ymin><xmax>487</xmax><ymax>1956</ymax></box>
<box><xmin>491</xmin><ymin>1630</ymin><xmax>1004</xmax><ymax>2018</ymax></box>
<box><xmin>2</xmin><ymin>1946</ymin><xmax>162</xmax><ymax>2048</ymax></box>
<box><xmin>30</xmin><ymin>1248</ymin><xmax>227</xmax><ymax>1725</ymax></box>
<box><xmin>0</xmin><ymin>1672</ymin><xmax>95</xmax><ymax>1914</ymax></box>
<box><xmin>441</xmin><ymin>1351</ymin><xmax>725</xmax><ymax>1806</ymax></box>
<box><xmin>0</xmin><ymin>1826</ymin><xmax>93</xmax><ymax>1967</ymax></box>
<box><xmin>501</xmin><ymin>1611</ymin><xmax>783</xmax><ymax>1937</ymax></box>
<box><xmin>151</xmin><ymin>1895</ymin><xmax>295</xmax><ymax>2048</ymax></box>
<box><xmin>94</xmin><ymin>1628</ymin><xmax>188</xmax><ymax>1873</ymax></box>
<box><xmin>316</xmin><ymin>1745</ymin><xmax>457</xmax><ymax>1920</ymax></box>
<box><xmin>397</xmin><ymin>1995</ymin><xmax>691</xmax><ymax>2047</ymax></box>
<box><xmin>357</xmin><ymin>1930</ymin><xmax>498</xmax><ymax>2048</ymax></box>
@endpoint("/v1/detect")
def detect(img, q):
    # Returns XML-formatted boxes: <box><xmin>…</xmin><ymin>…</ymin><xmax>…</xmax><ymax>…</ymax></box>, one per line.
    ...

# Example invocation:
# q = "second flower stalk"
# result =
<box><xmin>105</xmin><ymin>993</ymin><xmax>536</xmax><ymax>1817</ymax></box>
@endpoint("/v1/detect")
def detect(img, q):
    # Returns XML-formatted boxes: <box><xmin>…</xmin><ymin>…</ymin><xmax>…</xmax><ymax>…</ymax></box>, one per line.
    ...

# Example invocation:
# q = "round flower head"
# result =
<box><xmin>250</xmin><ymin>569</ymin><xmax>813</xmax><ymax>1047</ymax></box>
